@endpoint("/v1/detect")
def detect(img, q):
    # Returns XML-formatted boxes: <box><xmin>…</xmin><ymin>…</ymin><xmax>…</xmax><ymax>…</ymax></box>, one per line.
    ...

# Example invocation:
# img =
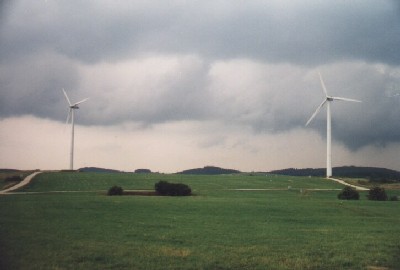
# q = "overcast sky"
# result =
<box><xmin>1</xmin><ymin>0</ymin><xmax>399</xmax><ymax>173</ymax></box>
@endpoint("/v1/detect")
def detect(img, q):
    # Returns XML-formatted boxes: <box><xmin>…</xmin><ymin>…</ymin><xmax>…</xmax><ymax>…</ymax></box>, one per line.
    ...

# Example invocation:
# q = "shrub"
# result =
<box><xmin>155</xmin><ymin>181</ymin><xmax>169</xmax><ymax>195</ymax></box>
<box><xmin>107</xmin><ymin>185</ymin><xmax>123</xmax><ymax>196</ymax></box>
<box><xmin>389</xmin><ymin>195</ymin><xmax>398</xmax><ymax>201</ymax></box>
<box><xmin>337</xmin><ymin>186</ymin><xmax>359</xmax><ymax>200</ymax></box>
<box><xmin>155</xmin><ymin>181</ymin><xmax>191</xmax><ymax>196</ymax></box>
<box><xmin>367</xmin><ymin>187</ymin><xmax>387</xmax><ymax>201</ymax></box>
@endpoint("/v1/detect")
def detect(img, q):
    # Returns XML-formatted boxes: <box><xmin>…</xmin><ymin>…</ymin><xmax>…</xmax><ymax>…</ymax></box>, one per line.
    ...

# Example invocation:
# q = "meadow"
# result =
<box><xmin>0</xmin><ymin>172</ymin><xmax>399</xmax><ymax>269</ymax></box>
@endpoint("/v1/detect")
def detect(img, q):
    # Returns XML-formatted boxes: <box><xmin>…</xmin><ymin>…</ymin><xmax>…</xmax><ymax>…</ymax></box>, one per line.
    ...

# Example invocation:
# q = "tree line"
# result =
<box><xmin>269</xmin><ymin>166</ymin><xmax>400</xmax><ymax>182</ymax></box>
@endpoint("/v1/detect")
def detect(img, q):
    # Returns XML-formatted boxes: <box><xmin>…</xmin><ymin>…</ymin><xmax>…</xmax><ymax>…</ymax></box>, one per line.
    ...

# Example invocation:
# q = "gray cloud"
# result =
<box><xmin>0</xmin><ymin>0</ymin><xmax>400</xmax><ymax>152</ymax></box>
<box><xmin>0</xmin><ymin>51</ymin><xmax>80</xmax><ymax>120</ymax></box>
<box><xmin>1</xmin><ymin>1</ymin><xmax>399</xmax><ymax>64</ymax></box>
<box><xmin>304</xmin><ymin>63</ymin><xmax>400</xmax><ymax>149</ymax></box>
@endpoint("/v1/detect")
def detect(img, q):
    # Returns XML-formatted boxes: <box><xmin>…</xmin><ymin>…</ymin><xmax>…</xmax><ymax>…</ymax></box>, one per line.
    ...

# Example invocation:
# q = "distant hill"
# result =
<box><xmin>178</xmin><ymin>166</ymin><xmax>241</xmax><ymax>175</ymax></box>
<box><xmin>269</xmin><ymin>166</ymin><xmax>400</xmax><ymax>182</ymax></box>
<box><xmin>78</xmin><ymin>167</ymin><xmax>122</xmax><ymax>173</ymax></box>
<box><xmin>134</xmin><ymin>169</ymin><xmax>152</xmax><ymax>173</ymax></box>
<box><xmin>0</xmin><ymin>169</ymin><xmax>21</xmax><ymax>173</ymax></box>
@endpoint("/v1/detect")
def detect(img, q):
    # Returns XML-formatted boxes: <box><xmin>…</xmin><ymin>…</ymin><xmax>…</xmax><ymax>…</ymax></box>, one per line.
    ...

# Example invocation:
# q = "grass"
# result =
<box><xmin>340</xmin><ymin>177</ymin><xmax>400</xmax><ymax>191</ymax></box>
<box><xmin>0</xmin><ymin>172</ymin><xmax>399</xmax><ymax>269</ymax></box>
<box><xmin>17</xmin><ymin>172</ymin><xmax>343</xmax><ymax>192</ymax></box>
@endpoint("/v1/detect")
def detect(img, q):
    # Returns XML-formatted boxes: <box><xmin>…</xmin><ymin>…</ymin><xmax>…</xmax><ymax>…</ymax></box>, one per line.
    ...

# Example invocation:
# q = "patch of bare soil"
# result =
<box><xmin>381</xmin><ymin>183</ymin><xmax>400</xmax><ymax>190</ymax></box>
<box><xmin>366</xmin><ymin>266</ymin><xmax>390</xmax><ymax>270</ymax></box>
<box><xmin>122</xmin><ymin>191</ymin><xmax>158</xmax><ymax>196</ymax></box>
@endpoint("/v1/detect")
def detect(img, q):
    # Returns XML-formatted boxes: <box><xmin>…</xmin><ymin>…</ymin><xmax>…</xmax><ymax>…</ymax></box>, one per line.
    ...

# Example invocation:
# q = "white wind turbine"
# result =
<box><xmin>62</xmin><ymin>89</ymin><xmax>89</xmax><ymax>170</ymax></box>
<box><xmin>305</xmin><ymin>72</ymin><xmax>361</xmax><ymax>178</ymax></box>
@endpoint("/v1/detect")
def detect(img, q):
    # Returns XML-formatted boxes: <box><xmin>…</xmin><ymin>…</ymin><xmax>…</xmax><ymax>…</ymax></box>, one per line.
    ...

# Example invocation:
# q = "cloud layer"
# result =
<box><xmin>0</xmin><ymin>1</ymin><xmax>399</xmax><ymax>171</ymax></box>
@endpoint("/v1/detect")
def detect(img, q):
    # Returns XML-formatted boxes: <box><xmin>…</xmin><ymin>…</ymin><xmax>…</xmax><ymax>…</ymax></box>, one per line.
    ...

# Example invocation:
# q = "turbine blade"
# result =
<box><xmin>306</xmin><ymin>99</ymin><xmax>327</xmax><ymax>126</ymax></box>
<box><xmin>318</xmin><ymin>71</ymin><xmax>328</xmax><ymax>97</ymax></box>
<box><xmin>62</xmin><ymin>88</ymin><xmax>72</xmax><ymax>106</ymax></box>
<box><xmin>332</xmin><ymin>96</ymin><xmax>362</xmax><ymax>103</ymax></box>
<box><xmin>73</xmin><ymin>98</ymin><xmax>89</xmax><ymax>106</ymax></box>
<box><xmin>65</xmin><ymin>109</ymin><xmax>72</xmax><ymax>125</ymax></box>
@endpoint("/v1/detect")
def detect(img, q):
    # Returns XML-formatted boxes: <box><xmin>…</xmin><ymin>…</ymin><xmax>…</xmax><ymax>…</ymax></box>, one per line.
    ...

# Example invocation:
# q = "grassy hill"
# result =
<box><xmin>77</xmin><ymin>167</ymin><xmax>122</xmax><ymax>173</ymax></box>
<box><xmin>178</xmin><ymin>166</ymin><xmax>241</xmax><ymax>175</ymax></box>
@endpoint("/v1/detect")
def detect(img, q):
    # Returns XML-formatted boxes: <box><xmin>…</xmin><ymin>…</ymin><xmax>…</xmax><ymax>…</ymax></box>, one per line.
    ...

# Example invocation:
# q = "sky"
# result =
<box><xmin>0</xmin><ymin>0</ymin><xmax>399</xmax><ymax>173</ymax></box>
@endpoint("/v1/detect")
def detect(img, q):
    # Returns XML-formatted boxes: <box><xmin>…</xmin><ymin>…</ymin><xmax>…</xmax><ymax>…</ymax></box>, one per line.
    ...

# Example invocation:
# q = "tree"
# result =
<box><xmin>367</xmin><ymin>187</ymin><xmax>387</xmax><ymax>201</ymax></box>
<box><xmin>155</xmin><ymin>181</ymin><xmax>191</xmax><ymax>196</ymax></box>
<box><xmin>107</xmin><ymin>185</ymin><xmax>123</xmax><ymax>196</ymax></box>
<box><xmin>337</xmin><ymin>186</ymin><xmax>359</xmax><ymax>200</ymax></box>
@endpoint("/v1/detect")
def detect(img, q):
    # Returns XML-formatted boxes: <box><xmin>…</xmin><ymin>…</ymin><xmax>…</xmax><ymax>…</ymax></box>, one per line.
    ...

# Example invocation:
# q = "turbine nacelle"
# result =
<box><xmin>326</xmin><ymin>96</ymin><xmax>334</xmax><ymax>101</ymax></box>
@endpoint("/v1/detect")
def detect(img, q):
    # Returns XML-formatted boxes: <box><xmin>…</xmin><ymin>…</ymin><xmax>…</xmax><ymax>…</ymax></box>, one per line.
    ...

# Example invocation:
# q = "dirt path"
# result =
<box><xmin>328</xmin><ymin>177</ymin><xmax>369</xmax><ymax>191</ymax></box>
<box><xmin>229</xmin><ymin>177</ymin><xmax>370</xmax><ymax>192</ymax></box>
<box><xmin>0</xmin><ymin>171</ymin><xmax>42</xmax><ymax>195</ymax></box>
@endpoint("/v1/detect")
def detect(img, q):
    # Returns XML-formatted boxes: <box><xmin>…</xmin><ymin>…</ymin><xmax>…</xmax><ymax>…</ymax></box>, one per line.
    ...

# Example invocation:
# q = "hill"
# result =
<box><xmin>134</xmin><ymin>169</ymin><xmax>152</xmax><ymax>173</ymax></box>
<box><xmin>269</xmin><ymin>166</ymin><xmax>400</xmax><ymax>182</ymax></box>
<box><xmin>78</xmin><ymin>167</ymin><xmax>122</xmax><ymax>173</ymax></box>
<box><xmin>0</xmin><ymin>169</ymin><xmax>21</xmax><ymax>173</ymax></box>
<box><xmin>178</xmin><ymin>166</ymin><xmax>241</xmax><ymax>175</ymax></box>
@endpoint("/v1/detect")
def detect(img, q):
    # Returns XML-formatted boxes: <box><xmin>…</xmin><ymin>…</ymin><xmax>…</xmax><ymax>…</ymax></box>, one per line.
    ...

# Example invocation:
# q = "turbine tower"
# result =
<box><xmin>62</xmin><ymin>89</ymin><xmax>89</xmax><ymax>170</ymax></box>
<box><xmin>305</xmin><ymin>72</ymin><xmax>361</xmax><ymax>178</ymax></box>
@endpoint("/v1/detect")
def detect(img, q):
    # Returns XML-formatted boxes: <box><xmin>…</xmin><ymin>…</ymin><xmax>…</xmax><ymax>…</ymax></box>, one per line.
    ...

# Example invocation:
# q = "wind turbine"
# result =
<box><xmin>62</xmin><ymin>89</ymin><xmax>89</xmax><ymax>170</ymax></box>
<box><xmin>305</xmin><ymin>72</ymin><xmax>361</xmax><ymax>178</ymax></box>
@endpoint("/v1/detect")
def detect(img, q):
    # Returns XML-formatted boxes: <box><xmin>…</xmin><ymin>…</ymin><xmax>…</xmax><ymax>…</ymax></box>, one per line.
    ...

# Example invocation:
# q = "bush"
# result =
<box><xmin>107</xmin><ymin>185</ymin><xmax>123</xmax><ymax>196</ymax></box>
<box><xmin>367</xmin><ymin>187</ymin><xmax>387</xmax><ymax>201</ymax></box>
<box><xmin>155</xmin><ymin>181</ymin><xmax>191</xmax><ymax>196</ymax></box>
<box><xmin>337</xmin><ymin>186</ymin><xmax>359</xmax><ymax>200</ymax></box>
<box><xmin>389</xmin><ymin>195</ymin><xmax>398</xmax><ymax>201</ymax></box>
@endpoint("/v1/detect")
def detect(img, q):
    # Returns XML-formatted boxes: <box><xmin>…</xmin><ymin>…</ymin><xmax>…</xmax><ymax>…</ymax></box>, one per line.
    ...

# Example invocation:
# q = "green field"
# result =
<box><xmin>0</xmin><ymin>172</ymin><xmax>399</xmax><ymax>269</ymax></box>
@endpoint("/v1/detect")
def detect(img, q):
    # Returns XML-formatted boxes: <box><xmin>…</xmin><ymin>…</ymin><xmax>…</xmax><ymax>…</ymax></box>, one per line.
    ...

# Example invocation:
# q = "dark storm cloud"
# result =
<box><xmin>0</xmin><ymin>0</ymin><xmax>400</xmax><ymax>151</ymax></box>
<box><xmin>304</xmin><ymin>64</ymin><xmax>400</xmax><ymax>150</ymax></box>
<box><xmin>0</xmin><ymin>51</ymin><xmax>80</xmax><ymax>120</ymax></box>
<box><xmin>0</xmin><ymin>0</ymin><xmax>12</xmax><ymax>23</ymax></box>
<box><xmin>1</xmin><ymin>1</ymin><xmax>399</xmax><ymax>64</ymax></box>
